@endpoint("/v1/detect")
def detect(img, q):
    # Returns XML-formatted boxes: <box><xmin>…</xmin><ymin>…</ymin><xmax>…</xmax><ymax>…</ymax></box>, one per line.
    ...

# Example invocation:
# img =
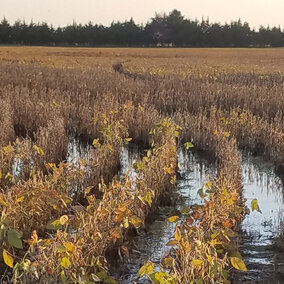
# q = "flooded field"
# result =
<box><xmin>11</xmin><ymin>136</ymin><xmax>284</xmax><ymax>283</ymax></box>
<box><xmin>1</xmin><ymin>48</ymin><xmax>283</xmax><ymax>283</ymax></box>
<box><xmin>113</xmin><ymin>147</ymin><xmax>284</xmax><ymax>283</ymax></box>
<box><xmin>112</xmin><ymin>149</ymin><xmax>216</xmax><ymax>283</ymax></box>
<box><xmin>234</xmin><ymin>153</ymin><xmax>284</xmax><ymax>283</ymax></box>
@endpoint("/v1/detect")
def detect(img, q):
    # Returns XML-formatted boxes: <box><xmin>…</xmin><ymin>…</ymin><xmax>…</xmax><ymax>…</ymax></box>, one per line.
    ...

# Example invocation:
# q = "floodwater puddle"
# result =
<box><xmin>234</xmin><ymin>153</ymin><xmax>284</xmax><ymax>283</ymax></box>
<box><xmin>53</xmin><ymin>138</ymin><xmax>284</xmax><ymax>283</ymax></box>
<box><xmin>66</xmin><ymin>136</ymin><xmax>142</xmax><ymax>196</ymax></box>
<box><xmin>118</xmin><ymin>143</ymin><xmax>141</xmax><ymax>181</ymax></box>
<box><xmin>112</xmin><ymin>148</ymin><xmax>284</xmax><ymax>284</ymax></box>
<box><xmin>111</xmin><ymin>149</ymin><xmax>216</xmax><ymax>283</ymax></box>
<box><xmin>66</xmin><ymin>134</ymin><xmax>91</xmax><ymax>165</ymax></box>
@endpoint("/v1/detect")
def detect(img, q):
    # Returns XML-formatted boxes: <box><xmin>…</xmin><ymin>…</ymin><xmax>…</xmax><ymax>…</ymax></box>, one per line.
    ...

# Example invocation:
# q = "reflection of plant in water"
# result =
<box><xmin>1</xmin><ymin>119</ymin><xmax>179</xmax><ymax>283</ymax></box>
<box><xmin>0</xmin><ymin>50</ymin><xmax>283</xmax><ymax>283</ymax></box>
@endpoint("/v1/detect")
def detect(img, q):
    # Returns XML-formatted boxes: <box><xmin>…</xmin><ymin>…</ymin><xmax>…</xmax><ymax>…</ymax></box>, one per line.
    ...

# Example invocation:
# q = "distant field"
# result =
<box><xmin>0</xmin><ymin>46</ymin><xmax>284</xmax><ymax>72</ymax></box>
<box><xmin>0</xmin><ymin>46</ymin><xmax>283</xmax><ymax>283</ymax></box>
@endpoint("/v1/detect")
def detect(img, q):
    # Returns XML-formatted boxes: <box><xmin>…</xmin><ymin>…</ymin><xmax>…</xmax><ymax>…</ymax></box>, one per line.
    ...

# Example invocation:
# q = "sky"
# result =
<box><xmin>1</xmin><ymin>0</ymin><xmax>283</xmax><ymax>29</ymax></box>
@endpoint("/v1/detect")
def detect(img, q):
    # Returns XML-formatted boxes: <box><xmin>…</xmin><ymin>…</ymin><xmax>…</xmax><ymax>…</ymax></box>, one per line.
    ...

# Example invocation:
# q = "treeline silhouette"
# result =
<box><xmin>0</xmin><ymin>10</ymin><xmax>283</xmax><ymax>47</ymax></box>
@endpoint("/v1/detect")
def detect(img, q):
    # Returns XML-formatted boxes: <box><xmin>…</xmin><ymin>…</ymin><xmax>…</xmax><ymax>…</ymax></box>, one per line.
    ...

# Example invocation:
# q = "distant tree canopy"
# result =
<box><xmin>0</xmin><ymin>10</ymin><xmax>283</xmax><ymax>47</ymax></box>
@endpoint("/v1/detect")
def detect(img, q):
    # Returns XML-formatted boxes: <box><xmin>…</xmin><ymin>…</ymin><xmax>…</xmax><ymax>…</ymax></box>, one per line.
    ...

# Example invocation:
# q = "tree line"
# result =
<box><xmin>0</xmin><ymin>10</ymin><xmax>283</xmax><ymax>47</ymax></box>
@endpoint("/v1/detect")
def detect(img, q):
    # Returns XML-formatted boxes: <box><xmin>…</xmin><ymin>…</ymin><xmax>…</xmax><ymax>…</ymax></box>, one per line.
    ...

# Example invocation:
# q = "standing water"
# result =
<box><xmin>234</xmin><ymin>153</ymin><xmax>284</xmax><ymax>283</ymax></box>
<box><xmin>66</xmin><ymin>139</ymin><xmax>284</xmax><ymax>283</ymax></box>
<box><xmin>112</xmin><ymin>149</ymin><xmax>216</xmax><ymax>283</ymax></box>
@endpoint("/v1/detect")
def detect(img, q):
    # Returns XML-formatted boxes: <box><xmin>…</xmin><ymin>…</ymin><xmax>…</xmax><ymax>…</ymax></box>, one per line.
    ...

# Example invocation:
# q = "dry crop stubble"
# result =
<box><xmin>0</xmin><ymin>47</ymin><xmax>283</xmax><ymax>283</ymax></box>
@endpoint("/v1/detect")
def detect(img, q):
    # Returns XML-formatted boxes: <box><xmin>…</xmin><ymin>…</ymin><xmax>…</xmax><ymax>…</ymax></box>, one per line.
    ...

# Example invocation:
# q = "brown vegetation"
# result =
<box><xmin>0</xmin><ymin>47</ymin><xmax>283</xmax><ymax>283</ymax></box>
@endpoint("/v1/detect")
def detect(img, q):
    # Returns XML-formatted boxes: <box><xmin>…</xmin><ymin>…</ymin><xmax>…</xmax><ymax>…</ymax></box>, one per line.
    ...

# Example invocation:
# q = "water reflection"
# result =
<box><xmin>113</xmin><ymin>149</ymin><xmax>216</xmax><ymax>283</ymax></box>
<box><xmin>66</xmin><ymin>140</ymin><xmax>284</xmax><ymax>283</ymax></box>
<box><xmin>235</xmin><ymin>153</ymin><xmax>284</xmax><ymax>283</ymax></box>
<box><xmin>118</xmin><ymin>143</ymin><xmax>141</xmax><ymax>181</ymax></box>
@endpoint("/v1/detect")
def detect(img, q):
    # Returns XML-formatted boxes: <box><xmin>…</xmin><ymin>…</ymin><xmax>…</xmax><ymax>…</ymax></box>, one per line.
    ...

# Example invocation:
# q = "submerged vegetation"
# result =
<box><xmin>0</xmin><ymin>47</ymin><xmax>283</xmax><ymax>283</ymax></box>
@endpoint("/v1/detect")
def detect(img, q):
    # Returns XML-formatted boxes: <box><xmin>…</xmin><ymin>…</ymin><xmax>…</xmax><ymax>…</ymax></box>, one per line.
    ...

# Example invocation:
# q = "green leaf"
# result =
<box><xmin>138</xmin><ymin>261</ymin><xmax>154</xmax><ymax>277</ymax></box>
<box><xmin>96</xmin><ymin>271</ymin><xmax>119</xmax><ymax>284</ymax></box>
<box><xmin>7</xmin><ymin>229</ymin><xmax>23</xmax><ymax>249</ymax></box>
<box><xmin>230</xmin><ymin>257</ymin><xmax>247</xmax><ymax>271</ymax></box>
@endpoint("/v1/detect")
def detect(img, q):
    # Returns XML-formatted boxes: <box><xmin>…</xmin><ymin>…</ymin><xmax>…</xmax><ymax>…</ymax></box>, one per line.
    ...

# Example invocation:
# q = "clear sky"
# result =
<box><xmin>1</xmin><ymin>0</ymin><xmax>283</xmax><ymax>29</ymax></box>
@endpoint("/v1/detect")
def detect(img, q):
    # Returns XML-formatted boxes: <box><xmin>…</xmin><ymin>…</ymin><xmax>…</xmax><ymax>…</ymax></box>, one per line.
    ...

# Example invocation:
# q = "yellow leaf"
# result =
<box><xmin>222</xmin><ymin>189</ymin><xmax>228</xmax><ymax>196</ymax></box>
<box><xmin>175</xmin><ymin>228</ymin><xmax>181</xmax><ymax>241</ymax></box>
<box><xmin>92</xmin><ymin>139</ymin><xmax>100</xmax><ymax>148</ymax></box>
<box><xmin>166</xmin><ymin>240</ymin><xmax>178</xmax><ymax>246</ymax></box>
<box><xmin>138</xmin><ymin>196</ymin><xmax>146</xmax><ymax>205</ymax></box>
<box><xmin>184</xmin><ymin>142</ymin><xmax>194</xmax><ymax>149</ymax></box>
<box><xmin>3</xmin><ymin>249</ymin><xmax>13</xmax><ymax>268</ymax></box>
<box><xmin>59</xmin><ymin>215</ymin><xmax>69</xmax><ymax>225</ymax></box>
<box><xmin>138</xmin><ymin>261</ymin><xmax>154</xmax><ymax>276</ymax></box>
<box><xmin>124</xmin><ymin>137</ymin><xmax>132</xmax><ymax>143</ymax></box>
<box><xmin>46</xmin><ymin>163</ymin><xmax>57</xmax><ymax>171</ymax></box>
<box><xmin>28</xmin><ymin>230</ymin><xmax>38</xmax><ymax>245</ymax></box>
<box><xmin>144</xmin><ymin>192</ymin><xmax>152</xmax><ymax>207</ymax></box>
<box><xmin>251</xmin><ymin>199</ymin><xmax>261</xmax><ymax>212</ymax></box>
<box><xmin>205</xmin><ymin>181</ymin><xmax>212</xmax><ymax>189</ymax></box>
<box><xmin>223</xmin><ymin>132</ymin><xmax>230</xmax><ymax>138</ymax></box>
<box><xmin>181</xmin><ymin>240</ymin><xmax>191</xmax><ymax>253</ymax></box>
<box><xmin>60</xmin><ymin>257</ymin><xmax>71</xmax><ymax>269</ymax></box>
<box><xmin>228</xmin><ymin>198</ymin><xmax>234</xmax><ymax>206</ymax></box>
<box><xmin>84</xmin><ymin>186</ymin><xmax>93</xmax><ymax>196</ymax></box>
<box><xmin>64</xmin><ymin>242</ymin><xmax>75</xmax><ymax>253</ymax></box>
<box><xmin>164</xmin><ymin>166</ymin><xmax>173</xmax><ymax>175</ymax></box>
<box><xmin>107</xmin><ymin>144</ymin><xmax>113</xmax><ymax>152</ymax></box>
<box><xmin>168</xmin><ymin>216</ymin><xmax>179</xmax><ymax>223</ymax></box>
<box><xmin>0</xmin><ymin>169</ymin><xmax>2</xmax><ymax>179</ymax></box>
<box><xmin>129</xmin><ymin>216</ymin><xmax>143</xmax><ymax>228</ymax></box>
<box><xmin>53</xmin><ymin>101</ymin><xmax>60</xmax><ymax>107</ymax></box>
<box><xmin>164</xmin><ymin>257</ymin><xmax>173</xmax><ymax>268</ymax></box>
<box><xmin>16</xmin><ymin>196</ymin><xmax>25</xmax><ymax>203</ymax></box>
<box><xmin>230</xmin><ymin>257</ymin><xmax>247</xmax><ymax>271</ymax></box>
<box><xmin>33</xmin><ymin>145</ymin><xmax>45</xmax><ymax>156</ymax></box>
<box><xmin>0</xmin><ymin>197</ymin><xmax>8</xmax><ymax>207</ymax></box>
<box><xmin>180</xmin><ymin>207</ymin><xmax>190</xmax><ymax>214</ymax></box>
<box><xmin>207</xmin><ymin>254</ymin><xmax>213</xmax><ymax>265</ymax></box>
<box><xmin>192</xmin><ymin>259</ymin><xmax>203</xmax><ymax>266</ymax></box>
<box><xmin>123</xmin><ymin>218</ymin><xmax>129</xmax><ymax>229</ymax></box>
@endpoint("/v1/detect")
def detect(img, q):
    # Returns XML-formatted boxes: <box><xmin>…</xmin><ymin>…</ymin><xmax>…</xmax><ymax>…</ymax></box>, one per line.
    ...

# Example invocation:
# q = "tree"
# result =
<box><xmin>0</xmin><ymin>12</ymin><xmax>283</xmax><ymax>47</ymax></box>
